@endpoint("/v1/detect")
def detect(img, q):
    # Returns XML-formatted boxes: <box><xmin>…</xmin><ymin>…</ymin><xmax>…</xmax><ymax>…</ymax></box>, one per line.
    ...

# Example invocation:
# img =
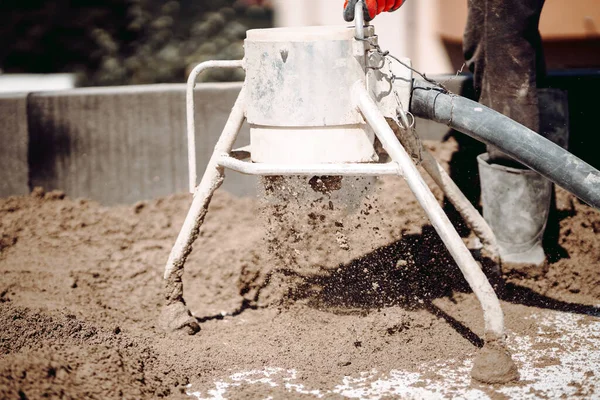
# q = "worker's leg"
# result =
<box><xmin>465</xmin><ymin>0</ymin><xmax>546</xmax><ymax>146</ymax></box>
<box><xmin>464</xmin><ymin>0</ymin><xmax>552</xmax><ymax>271</ymax></box>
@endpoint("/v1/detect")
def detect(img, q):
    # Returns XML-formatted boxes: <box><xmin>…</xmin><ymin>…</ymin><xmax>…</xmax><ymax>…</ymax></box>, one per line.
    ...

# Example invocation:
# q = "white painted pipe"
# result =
<box><xmin>186</xmin><ymin>60</ymin><xmax>244</xmax><ymax>193</ymax></box>
<box><xmin>354</xmin><ymin>0</ymin><xmax>365</xmax><ymax>40</ymax></box>
<box><xmin>165</xmin><ymin>87</ymin><xmax>247</xmax><ymax>280</ymax></box>
<box><xmin>218</xmin><ymin>156</ymin><xmax>402</xmax><ymax>176</ymax></box>
<box><xmin>419</xmin><ymin>150</ymin><xmax>500</xmax><ymax>259</ymax></box>
<box><xmin>354</xmin><ymin>82</ymin><xmax>505</xmax><ymax>340</ymax></box>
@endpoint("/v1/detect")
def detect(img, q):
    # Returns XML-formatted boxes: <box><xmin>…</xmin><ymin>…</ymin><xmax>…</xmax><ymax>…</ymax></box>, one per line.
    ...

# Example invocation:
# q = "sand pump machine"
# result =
<box><xmin>161</xmin><ymin>3</ymin><xmax>600</xmax><ymax>383</ymax></box>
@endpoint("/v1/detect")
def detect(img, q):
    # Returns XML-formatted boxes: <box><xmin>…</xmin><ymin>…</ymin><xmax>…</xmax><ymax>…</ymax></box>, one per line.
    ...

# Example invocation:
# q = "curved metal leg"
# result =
<box><xmin>161</xmin><ymin>87</ymin><xmax>247</xmax><ymax>335</ymax></box>
<box><xmin>354</xmin><ymin>83</ymin><xmax>518</xmax><ymax>383</ymax></box>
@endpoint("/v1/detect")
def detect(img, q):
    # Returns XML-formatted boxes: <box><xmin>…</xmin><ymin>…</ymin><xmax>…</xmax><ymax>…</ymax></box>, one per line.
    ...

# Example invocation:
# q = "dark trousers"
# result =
<box><xmin>463</xmin><ymin>0</ymin><xmax>546</xmax><ymax>164</ymax></box>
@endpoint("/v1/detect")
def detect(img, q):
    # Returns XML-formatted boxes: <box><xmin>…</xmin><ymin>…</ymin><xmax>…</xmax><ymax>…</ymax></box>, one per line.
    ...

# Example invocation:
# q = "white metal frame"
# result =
<box><xmin>218</xmin><ymin>156</ymin><xmax>401</xmax><ymax>176</ymax></box>
<box><xmin>164</xmin><ymin>4</ymin><xmax>513</xmax><ymax>381</ymax></box>
<box><xmin>186</xmin><ymin>60</ymin><xmax>244</xmax><ymax>193</ymax></box>
<box><xmin>166</xmin><ymin>60</ymin><xmax>505</xmax><ymax>343</ymax></box>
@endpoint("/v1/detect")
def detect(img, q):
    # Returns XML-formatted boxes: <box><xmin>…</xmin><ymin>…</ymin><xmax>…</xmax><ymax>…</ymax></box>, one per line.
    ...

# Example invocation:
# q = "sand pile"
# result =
<box><xmin>1</xmin><ymin>140</ymin><xmax>599</xmax><ymax>399</ymax></box>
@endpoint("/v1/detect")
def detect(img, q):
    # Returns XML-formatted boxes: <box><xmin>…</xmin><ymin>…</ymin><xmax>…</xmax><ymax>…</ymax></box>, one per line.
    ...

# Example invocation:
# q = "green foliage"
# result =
<box><xmin>0</xmin><ymin>0</ymin><xmax>273</xmax><ymax>85</ymax></box>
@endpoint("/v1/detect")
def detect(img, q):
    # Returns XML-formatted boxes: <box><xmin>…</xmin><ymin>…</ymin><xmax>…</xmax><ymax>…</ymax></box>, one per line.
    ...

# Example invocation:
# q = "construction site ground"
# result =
<box><xmin>1</xmin><ymin>139</ymin><xmax>599</xmax><ymax>399</ymax></box>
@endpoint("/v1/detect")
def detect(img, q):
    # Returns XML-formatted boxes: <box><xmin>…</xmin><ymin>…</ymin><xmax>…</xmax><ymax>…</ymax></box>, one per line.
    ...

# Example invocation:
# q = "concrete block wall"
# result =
<box><xmin>1</xmin><ymin>82</ymin><xmax>253</xmax><ymax>204</ymax></box>
<box><xmin>0</xmin><ymin>92</ymin><xmax>29</xmax><ymax>197</ymax></box>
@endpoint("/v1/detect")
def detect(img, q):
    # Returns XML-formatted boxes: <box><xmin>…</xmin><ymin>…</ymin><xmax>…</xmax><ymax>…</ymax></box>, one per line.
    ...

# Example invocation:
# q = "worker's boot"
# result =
<box><xmin>477</xmin><ymin>153</ymin><xmax>552</xmax><ymax>278</ymax></box>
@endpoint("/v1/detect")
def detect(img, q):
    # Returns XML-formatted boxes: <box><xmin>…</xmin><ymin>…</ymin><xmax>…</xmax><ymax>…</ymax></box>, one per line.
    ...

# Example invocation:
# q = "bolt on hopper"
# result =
<box><xmin>162</xmin><ymin>6</ymin><xmax>520</xmax><ymax>384</ymax></box>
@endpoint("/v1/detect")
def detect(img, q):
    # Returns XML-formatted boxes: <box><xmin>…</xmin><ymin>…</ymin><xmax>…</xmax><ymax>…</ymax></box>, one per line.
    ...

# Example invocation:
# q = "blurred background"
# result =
<box><xmin>0</xmin><ymin>0</ymin><xmax>598</xmax><ymax>88</ymax></box>
<box><xmin>0</xmin><ymin>0</ymin><xmax>273</xmax><ymax>86</ymax></box>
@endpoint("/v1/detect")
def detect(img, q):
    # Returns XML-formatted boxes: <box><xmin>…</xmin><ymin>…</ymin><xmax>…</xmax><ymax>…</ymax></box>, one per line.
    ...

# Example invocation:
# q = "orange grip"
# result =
<box><xmin>366</xmin><ymin>0</ymin><xmax>379</xmax><ymax>19</ymax></box>
<box><xmin>391</xmin><ymin>0</ymin><xmax>404</xmax><ymax>11</ymax></box>
<box><xmin>345</xmin><ymin>0</ymin><xmax>402</xmax><ymax>20</ymax></box>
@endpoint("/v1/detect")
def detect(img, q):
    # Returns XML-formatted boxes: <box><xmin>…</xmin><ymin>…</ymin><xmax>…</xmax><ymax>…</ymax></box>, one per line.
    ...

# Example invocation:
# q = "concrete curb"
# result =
<box><xmin>1</xmin><ymin>82</ymin><xmax>252</xmax><ymax>204</ymax></box>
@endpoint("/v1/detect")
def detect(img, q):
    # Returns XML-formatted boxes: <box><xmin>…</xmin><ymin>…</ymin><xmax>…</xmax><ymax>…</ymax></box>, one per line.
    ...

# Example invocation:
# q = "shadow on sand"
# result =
<box><xmin>265</xmin><ymin>225</ymin><xmax>599</xmax><ymax>348</ymax></box>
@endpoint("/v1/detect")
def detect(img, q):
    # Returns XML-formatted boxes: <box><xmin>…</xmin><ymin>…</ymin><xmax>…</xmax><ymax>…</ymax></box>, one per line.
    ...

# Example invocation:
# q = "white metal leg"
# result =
<box><xmin>161</xmin><ymin>88</ymin><xmax>246</xmax><ymax>334</ymax></box>
<box><xmin>353</xmin><ymin>82</ymin><xmax>505</xmax><ymax>341</ymax></box>
<box><xmin>218</xmin><ymin>156</ymin><xmax>402</xmax><ymax>176</ymax></box>
<box><xmin>165</xmin><ymin>87</ymin><xmax>247</xmax><ymax>280</ymax></box>
<box><xmin>420</xmin><ymin>146</ymin><xmax>499</xmax><ymax>260</ymax></box>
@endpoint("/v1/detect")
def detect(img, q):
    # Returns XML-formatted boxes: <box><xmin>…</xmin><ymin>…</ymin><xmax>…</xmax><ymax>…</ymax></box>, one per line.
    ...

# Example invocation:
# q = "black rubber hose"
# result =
<box><xmin>410</xmin><ymin>79</ymin><xmax>600</xmax><ymax>210</ymax></box>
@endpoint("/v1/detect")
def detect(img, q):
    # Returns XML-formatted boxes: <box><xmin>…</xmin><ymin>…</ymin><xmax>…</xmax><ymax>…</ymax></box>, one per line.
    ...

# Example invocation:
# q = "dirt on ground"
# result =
<box><xmin>0</xmin><ymin>139</ymin><xmax>599</xmax><ymax>399</ymax></box>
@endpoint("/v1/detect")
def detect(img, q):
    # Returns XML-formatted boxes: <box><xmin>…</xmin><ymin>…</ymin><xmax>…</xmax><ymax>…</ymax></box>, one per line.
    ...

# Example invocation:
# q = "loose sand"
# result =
<box><xmin>1</xmin><ymin>140</ymin><xmax>599</xmax><ymax>399</ymax></box>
